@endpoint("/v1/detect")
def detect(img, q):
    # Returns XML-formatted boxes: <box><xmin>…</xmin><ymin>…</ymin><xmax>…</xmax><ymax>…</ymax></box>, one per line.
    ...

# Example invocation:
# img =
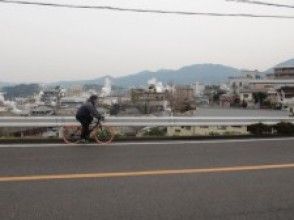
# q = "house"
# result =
<box><xmin>60</xmin><ymin>97</ymin><xmax>86</xmax><ymax>108</ymax></box>
<box><xmin>31</xmin><ymin>105</ymin><xmax>55</xmax><ymax>116</ymax></box>
<box><xmin>171</xmin><ymin>86</ymin><xmax>196</xmax><ymax>112</ymax></box>
<box><xmin>228</xmin><ymin>70</ymin><xmax>264</xmax><ymax>94</ymax></box>
<box><xmin>274</xmin><ymin>67</ymin><xmax>294</xmax><ymax>79</ymax></box>
<box><xmin>131</xmin><ymin>87</ymin><xmax>170</xmax><ymax>114</ymax></box>
<box><xmin>239</xmin><ymin>89</ymin><xmax>254</xmax><ymax>103</ymax></box>
<box><xmin>219</xmin><ymin>94</ymin><xmax>233</xmax><ymax>108</ymax></box>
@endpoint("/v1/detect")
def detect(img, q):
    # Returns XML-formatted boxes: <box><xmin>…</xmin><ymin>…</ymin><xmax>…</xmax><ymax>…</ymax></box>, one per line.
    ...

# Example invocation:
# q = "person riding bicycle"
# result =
<box><xmin>76</xmin><ymin>95</ymin><xmax>104</xmax><ymax>143</ymax></box>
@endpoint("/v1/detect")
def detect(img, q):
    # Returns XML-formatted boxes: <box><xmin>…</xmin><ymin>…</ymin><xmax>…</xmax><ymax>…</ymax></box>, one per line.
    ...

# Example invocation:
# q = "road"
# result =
<box><xmin>0</xmin><ymin>138</ymin><xmax>294</xmax><ymax>220</ymax></box>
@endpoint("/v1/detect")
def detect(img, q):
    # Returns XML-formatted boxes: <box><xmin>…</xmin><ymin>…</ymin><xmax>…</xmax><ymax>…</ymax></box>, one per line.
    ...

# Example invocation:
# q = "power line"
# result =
<box><xmin>0</xmin><ymin>0</ymin><xmax>294</xmax><ymax>19</ymax></box>
<box><xmin>227</xmin><ymin>0</ymin><xmax>294</xmax><ymax>9</ymax></box>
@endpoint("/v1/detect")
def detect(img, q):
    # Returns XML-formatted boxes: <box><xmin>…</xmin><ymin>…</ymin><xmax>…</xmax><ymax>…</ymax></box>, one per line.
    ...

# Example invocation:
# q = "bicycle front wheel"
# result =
<box><xmin>93</xmin><ymin>125</ymin><xmax>114</xmax><ymax>144</ymax></box>
<box><xmin>62</xmin><ymin>125</ymin><xmax>81</xmax><ymax>144</ymax></box>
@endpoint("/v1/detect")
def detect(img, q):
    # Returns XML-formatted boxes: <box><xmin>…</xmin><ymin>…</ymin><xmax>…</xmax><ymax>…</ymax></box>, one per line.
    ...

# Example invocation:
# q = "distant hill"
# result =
<box><xmin>3</xmin><ymin>58</ymin><xmax>294</xmax><ymax>89</ymax></box>
<box><xmin>115</xmin><ymin>64</ymin><xmax>240</xmax><ymax>87</ymax></box>
<box><xmin>50</xmin><ymin>76</ymin><xmax>115</xmax><ymax>88</ymax></box>
<box><xmin>50</xmin><ymin>64</ymin><xmax>240</xmax><ymax>88</ymax></box>
<box><xmin>0</xmin><ymin>82</ymin><xmax>14</xmax><ymax>90</ymax></box>
<box><xmin>2</xmin><ymin>84</ymin><xmax>40</xmax><ymax>100</ymax></box>
<box><xmin>266</xmin><ymin>58</ymin><xmax>294</xmax><ymax>73</ymax></box>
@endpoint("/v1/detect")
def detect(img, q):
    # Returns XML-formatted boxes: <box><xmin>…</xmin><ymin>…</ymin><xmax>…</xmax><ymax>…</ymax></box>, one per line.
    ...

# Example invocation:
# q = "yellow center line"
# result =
<box><xmin>1</xmin><ymin>163</ymin><xmax>294</xmax><ymax>182</ymax></box>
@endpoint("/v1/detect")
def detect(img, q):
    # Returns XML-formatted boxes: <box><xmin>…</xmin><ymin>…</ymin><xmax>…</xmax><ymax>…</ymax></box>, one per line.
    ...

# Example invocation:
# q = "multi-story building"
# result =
<box><xmin>130</xmin><ymin>87</ymin><xmax>170</xmax><ymax>114</ymax></box>
<box><xmin>40</xmin><ymin>86</ymin><xmax>64</xmax><ymax>106</ymax></box>
<box><xmin>171</xmin><ymin>85</ymin><xmax>196</xmax><ymax>113</ymax></box>
<box><xmin>228</xmin><ymin>70</ymin><xmax>264</xmax><ymax>94</ymax></box>
<box><xmin>192</xmin><ymin>82</ymin><xmax>205</xmax><ymax>97</ymax></box>
<box><xmin>274</xmin><ymin>67</ymin><xmax>294</xmax><ymax>79</ymax></box>
<box><xmin>228</xmin><ymin>68</ymin><xmax>294</xmax><ymax>108</ymax></box>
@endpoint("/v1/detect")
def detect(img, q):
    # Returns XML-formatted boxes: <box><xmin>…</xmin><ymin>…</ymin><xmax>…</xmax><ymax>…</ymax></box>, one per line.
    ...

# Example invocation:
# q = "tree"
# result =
<box><xmin>212</xmin><ymin>89</ymin><xmax>226</xmax><ymax>103</ymax></box>
<box><xmin>232</xmin><ymin>82</ymin><xmax>238</xmax><ymax>95</ymax></box>
<box><xmin>253</xmin><ymin>92</ymin><xmax>268</xmax><ymax>105</ymax></box>
<box><xmin>110</xmin><ymin>103</ymin><xmax>120</xmax><ymax>115</ymax></box>
<box><xmin>143</xmin><ymin>127</ymin><xmax>167</xmax><ymax>137</ymax></box>
<box><xmin>248</xmin><ymin>123</ymin><xmax>272</xmax><ymax>135</ymax></box>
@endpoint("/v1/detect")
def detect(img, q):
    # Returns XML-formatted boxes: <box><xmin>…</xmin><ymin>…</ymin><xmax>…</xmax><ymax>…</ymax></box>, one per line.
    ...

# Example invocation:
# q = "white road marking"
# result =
<box><xmin>0</xmin><ymin>137</ymin><xmax>294</xmax><ymax>148</ymax></box>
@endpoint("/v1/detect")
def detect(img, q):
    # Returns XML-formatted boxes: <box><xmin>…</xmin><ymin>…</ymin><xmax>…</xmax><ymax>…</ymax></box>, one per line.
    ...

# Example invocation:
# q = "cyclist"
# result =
<box><xmin>76</xmin><ymin>95</ymin><xmax>104</xmax><ymax>143</ymax></box>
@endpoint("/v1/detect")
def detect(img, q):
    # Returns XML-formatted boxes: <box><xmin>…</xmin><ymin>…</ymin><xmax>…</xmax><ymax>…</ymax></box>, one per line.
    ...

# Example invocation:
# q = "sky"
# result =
<box><xmin>0</xmin><ymin>0</ymin><xmax>294</xmax><ymax>83</ymax></box>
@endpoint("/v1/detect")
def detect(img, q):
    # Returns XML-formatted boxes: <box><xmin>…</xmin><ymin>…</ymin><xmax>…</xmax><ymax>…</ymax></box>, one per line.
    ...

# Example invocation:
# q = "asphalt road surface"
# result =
<box><xmin>0</xmin><ymin>138</ymin><xmax>294</xmax><ymax>220</ymax></box>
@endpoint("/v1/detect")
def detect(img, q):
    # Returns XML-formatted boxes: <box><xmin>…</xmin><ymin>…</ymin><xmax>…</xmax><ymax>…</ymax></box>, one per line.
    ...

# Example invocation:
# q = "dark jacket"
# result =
<box><xmin>76</xmin><ymin>101</ymin><xmax>102</xmax><ymax>121</ymax></box>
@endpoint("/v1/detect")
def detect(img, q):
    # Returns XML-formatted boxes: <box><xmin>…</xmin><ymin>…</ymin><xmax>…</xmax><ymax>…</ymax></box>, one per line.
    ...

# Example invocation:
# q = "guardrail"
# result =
<box><xmin>0</xmin><ymin>116</ymin><xmax>294</xmax><ymax>127</ymax></box>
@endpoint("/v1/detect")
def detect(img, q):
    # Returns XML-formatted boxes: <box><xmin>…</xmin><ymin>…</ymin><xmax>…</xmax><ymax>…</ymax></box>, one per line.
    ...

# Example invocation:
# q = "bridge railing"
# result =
<box><xmin>0</xmin><ymin>116</ymin><xmax>293</xmax><ymax>127</ymax></box>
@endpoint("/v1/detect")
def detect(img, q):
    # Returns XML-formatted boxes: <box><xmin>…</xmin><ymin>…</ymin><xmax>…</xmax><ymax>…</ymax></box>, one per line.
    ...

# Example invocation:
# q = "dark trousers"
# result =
<box><xmin>76</xmin><ymin>116</ymin><xmax>92</xmax><ymax>140</ymax></box>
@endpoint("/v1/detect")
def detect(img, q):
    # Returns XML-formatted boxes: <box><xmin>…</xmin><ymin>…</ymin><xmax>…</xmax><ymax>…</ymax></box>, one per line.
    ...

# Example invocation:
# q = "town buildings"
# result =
<box><xmin>227</xmin><ymin>67</ymin><xmax>294</xmax><ymax>110</ymax></box>
<box><xmin>130</xmin><ymin>86</ymin><xmax>170</xmax><ymax>115</ymax></box>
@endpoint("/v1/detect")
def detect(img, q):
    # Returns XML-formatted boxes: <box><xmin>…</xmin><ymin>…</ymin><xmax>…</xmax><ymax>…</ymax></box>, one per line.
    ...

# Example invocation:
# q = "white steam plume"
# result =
<box><xmin>101</xmin><ymin>78</ymin><xmax>112</xmax><ymax>97</ymax></box>
<box><xmin>0</xmin><ymin>93</ymin><xmax>22</xmax><ymax>114</ymax></box>
<box><xmin>148</xmin><ymin>78</ymin><xmax>164</xmax><ymax>93</ymax></box>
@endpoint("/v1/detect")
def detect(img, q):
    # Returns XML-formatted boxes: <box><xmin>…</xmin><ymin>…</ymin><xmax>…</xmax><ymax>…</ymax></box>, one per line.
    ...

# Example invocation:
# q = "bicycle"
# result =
<box><xmin>62</xmin><ymin>119</ymin><xmax>114</xmax><ymax>144</ymax></box>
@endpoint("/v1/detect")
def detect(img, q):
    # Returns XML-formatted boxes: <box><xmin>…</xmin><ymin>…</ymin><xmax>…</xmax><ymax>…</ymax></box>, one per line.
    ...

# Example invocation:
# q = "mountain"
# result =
<box><xmin>0</xmin><ymin>82</ymin><xmax>14</xmax><ymax>89</ymax></box>
<box><xmin>266</xmin><ymin>58</ymin><xmax>294</xmax><ymax>73</ymax></box>
<box><xmin>112</xmin><ymin>64</ymin><xmax>239</xmax><ymax>87</ymax></box>
<box><xmin>48</xmin><ymin>64</ymin><xmax>240</xmax><ymax>88</ymax></box>
<box><xmin>5</xmin><ymin>58</ymin><xmax>294</xmax><ymax>89</ymax></box>
<box><xmin>50</xmin><ymin>76</ymin><xmax>115</xmax><ymax>88</ymax></box>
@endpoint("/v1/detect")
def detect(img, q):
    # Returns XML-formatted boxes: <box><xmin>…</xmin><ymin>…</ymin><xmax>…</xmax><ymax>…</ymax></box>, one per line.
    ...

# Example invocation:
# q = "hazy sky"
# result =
<box><xmin>0</xmin><ymin>0</ymin><xmax>294</xmax><ymax>83</ymax></box>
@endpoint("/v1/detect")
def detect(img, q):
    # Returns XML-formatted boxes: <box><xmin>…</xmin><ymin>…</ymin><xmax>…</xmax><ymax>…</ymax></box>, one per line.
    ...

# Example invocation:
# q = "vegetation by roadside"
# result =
<box><xmin>248</xmin><ymin>122</ymin><xmax>294</xmax><ymax>136</ymax></box>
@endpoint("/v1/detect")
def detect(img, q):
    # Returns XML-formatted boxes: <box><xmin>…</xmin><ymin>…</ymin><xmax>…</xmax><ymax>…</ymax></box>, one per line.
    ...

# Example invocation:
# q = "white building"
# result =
<box><xmin>60</xmin><ymin>97</ymin><xmax>86</xmax><ymax>108</ymax></box>
<box><xmin>193</xmin><ymin>82</ymin><xmax>205</xmax><ymax>97</ymax></box>
<box><xmin>228</xmin><ymin>70</ymin><xmax>264</xmax><ymax>94</ymax></box>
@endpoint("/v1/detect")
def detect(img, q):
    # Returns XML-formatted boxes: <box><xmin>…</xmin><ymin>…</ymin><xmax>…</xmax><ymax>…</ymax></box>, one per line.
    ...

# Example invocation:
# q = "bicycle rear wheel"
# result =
<box><xmin>62</xmin><ymin>125</ymin><xmax>81</xmax><ymax>144</ymax></box>
<box><xmin>93</xmin><ymin>125</ymin><xmax>114</xmax><ymax>144</ymax></box>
